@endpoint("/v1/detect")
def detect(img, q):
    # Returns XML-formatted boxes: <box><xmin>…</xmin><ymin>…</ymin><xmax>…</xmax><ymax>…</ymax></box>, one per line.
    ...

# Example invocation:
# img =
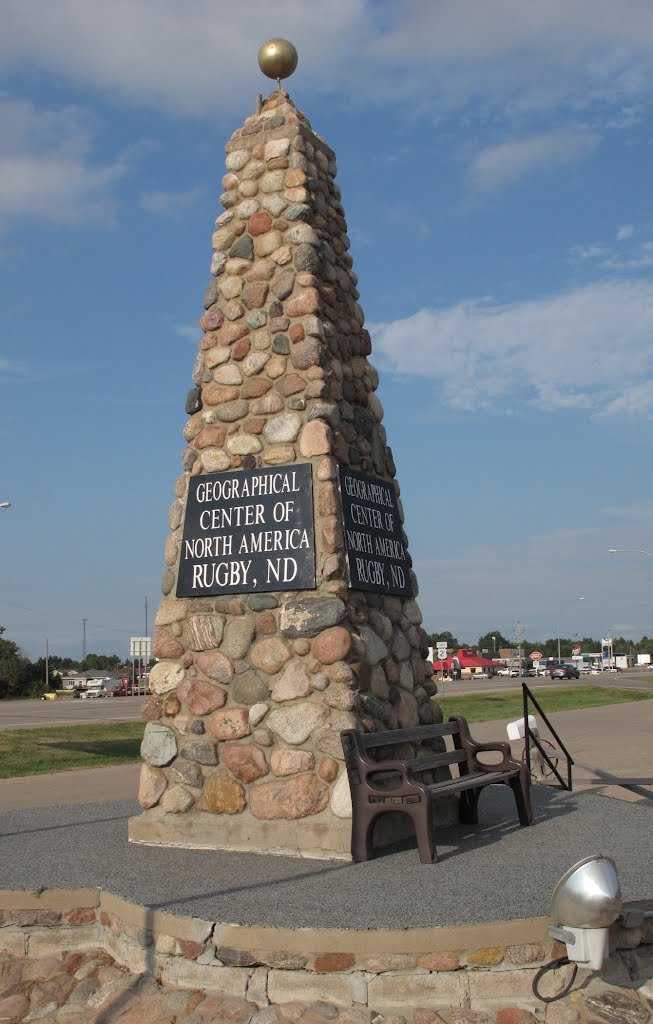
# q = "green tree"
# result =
<box><xmin>0</xmin><ymin>627</ymin><xmax>43</xmax><ymax>699</ymax></box>
<box><xmin>80</xmin><ymin>653</ymin><xmax>122</xmax><ymax>671</ymax></box>
<box><xmin>477</xmin><ymin>631</ymin><xmax>511</xmax><ymax>654</ymax></box>
<box><xmin>48</xmin><ymin>655</ymin><xmax>81</xmax><ymax>672</ymax></box>
<box><xmin>426</xmin><ymin>630</ymin><xmax>459</xmax><ymax>650</ymax></box>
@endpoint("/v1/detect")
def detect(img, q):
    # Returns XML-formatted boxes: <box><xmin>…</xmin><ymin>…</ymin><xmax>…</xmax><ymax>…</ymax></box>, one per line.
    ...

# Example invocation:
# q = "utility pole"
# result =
<box><xmin>515</xmin><ymin>621</ymin><xmax>525</xmax><ymax>673</ymax></box>
<box><xmin>45</xmin><ymin>637</ymin><xmax>49</xmax><ymax>691</ymax></box>
<box><xmin>144</xmin><ymin>596</ymin><xmax>148</xmax><ymax>638</ymax></box>
<box><xmin>82</xmin><ymin>618</ymin><xmax>87</xmax><ymax>662</ymax></box>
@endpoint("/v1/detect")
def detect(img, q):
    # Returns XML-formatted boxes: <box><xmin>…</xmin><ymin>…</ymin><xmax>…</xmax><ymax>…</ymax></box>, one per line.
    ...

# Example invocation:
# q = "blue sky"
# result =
<box><xmin>2</xmin><ymin>0</ymin><xmax>653</xmax><ymax>659</ymax></box>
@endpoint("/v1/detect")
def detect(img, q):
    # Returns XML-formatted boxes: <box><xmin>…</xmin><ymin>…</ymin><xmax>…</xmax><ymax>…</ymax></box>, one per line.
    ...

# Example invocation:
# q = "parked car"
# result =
<box><xmin>509</xmin><ymin>668</ymin><xmax>520</xmax><ymax>677</ymax></box>
<box><xmin>550</xmin><ymin>664</ymin><xmax>580</xmax><ymax>680</ymax></box>
<box><xmin>497</xmin><ymin>668</ymin><xmax>511</xmax><ymax>676</ymax></box>
<box><xmin>521</xmin><ymin>668</ymin><xmax>536</xmax><ymax>677</ymax></box>
<box><xmin>473</xmin><ymin>672</ymin><xmax>489</xmax><ymax>679</ymax></box>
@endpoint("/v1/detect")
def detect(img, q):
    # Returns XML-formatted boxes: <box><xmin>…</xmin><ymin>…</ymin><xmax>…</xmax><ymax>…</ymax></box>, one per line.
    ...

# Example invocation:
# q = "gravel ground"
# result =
<box><xmin>2</xmin><ymin>785</ymin><xmax>651</xmax><ymax>928</ymax></box>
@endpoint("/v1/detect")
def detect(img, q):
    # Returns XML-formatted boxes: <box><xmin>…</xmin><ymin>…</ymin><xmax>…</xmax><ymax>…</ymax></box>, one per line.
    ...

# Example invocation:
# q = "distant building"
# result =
<box><xmin>60</xmin><ymin>671</ymin><xmax>126</xmax><ymax>691</ymax></box>
<box><xmin>429</xmin><ymin>648</ymin><xmax>504</xmax><ymax>679</ymax></box>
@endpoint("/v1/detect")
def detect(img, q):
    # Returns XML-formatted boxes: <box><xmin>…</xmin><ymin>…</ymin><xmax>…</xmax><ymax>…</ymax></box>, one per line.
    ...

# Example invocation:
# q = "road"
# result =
<box><xmin>436</xmin><ymin>667</ymin><xmax>653</xmax><ymax>698</ymax></box>
<box><xmin>2</xmin><ymin>670</ymin><xmax>652</xmax><ymax>730</ymax></box>
<box><xmin>0</xmin><ymin>694</ymin><xmax>146</xmax><ymax>730</ymax></box>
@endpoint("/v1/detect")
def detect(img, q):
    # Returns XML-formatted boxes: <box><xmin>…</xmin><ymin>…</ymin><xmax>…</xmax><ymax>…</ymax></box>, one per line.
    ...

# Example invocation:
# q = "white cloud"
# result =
<box><xmin>371</xmin><ymin>278</ymin><xmax>653</xmax><ymax>416</ymax></box>
<box><xmin>0</xmin><ymin>98</ymin><xmax>126</xmax><ymax>228</ymax></box>
<box><xmin>1</xmin><ymin>1</ymin><xmax>653</xmax><ymax>122</ymax></box>
<box><xmin>169</xmin><ymin>322</ymin><xmax>200</xmax><ymax>343</ymax></box>
<box><xmin>0</xmin><ymin>357</ymin><xmax>28</xmax><ymax>381</ymax></box>
<box><xmin>597</xmin><ymin>382</ymin><xmax>653</xmax><ymax>418</ymax></box>
<box><xmin>0</xmin><ymin>0</ymin><xmax>367</xmax><ymax>116</ymax></box>
<box><xmin>139</xmin><ymin>187</ymin><xmax>203</xmax><ymax>216</ymax></box>
<box><xmin>570</xmin><ymin>229</ymin><xmax>653</xmax><ymax>271</ymax></box>
<box><xmin>468</xmin><ymin>130</ymin><xmax>601</xmax><ymax>190</ymax></box>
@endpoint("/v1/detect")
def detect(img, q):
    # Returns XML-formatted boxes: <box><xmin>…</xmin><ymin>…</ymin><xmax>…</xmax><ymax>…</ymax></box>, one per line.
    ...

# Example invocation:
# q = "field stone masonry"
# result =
<box><xmin>128</xmin><ymin>89</ymin><xmax>446</xmax><ymax>858</ymax></box>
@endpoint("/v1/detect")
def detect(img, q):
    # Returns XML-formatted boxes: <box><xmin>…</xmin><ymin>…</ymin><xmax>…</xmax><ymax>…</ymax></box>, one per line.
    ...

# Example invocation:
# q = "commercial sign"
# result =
<box><xmin>177</xmin><ymin>465</ymin><xmax>315</xmax><ymax>597</ymax></box>
<box><xmin>338</xmin><ymin>466</ymin><xmax>412</xmax><ymax>597</ymax></box>
<box><xmin>530</xmin><ymin>651</ymin><xmax>543</xmax><ymax>661</ymax></box>
<box><xmin>130</xmin><ymin>637</ymin><xmax>151</xmax><ymax>658</ymax></box>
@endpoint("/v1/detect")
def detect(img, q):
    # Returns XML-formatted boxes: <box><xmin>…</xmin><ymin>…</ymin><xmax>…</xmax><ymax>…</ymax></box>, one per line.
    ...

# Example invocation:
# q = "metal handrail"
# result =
<box><xmin>522</xmin><ymin>683</ymin><xmax>574</xmax><ymax>791</ymax></box>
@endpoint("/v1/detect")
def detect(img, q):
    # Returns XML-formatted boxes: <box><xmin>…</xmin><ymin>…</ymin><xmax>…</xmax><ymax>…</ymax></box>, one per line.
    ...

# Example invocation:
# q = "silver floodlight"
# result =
<box><xmin>548</xmin><ymin>854</ymin><xmax>622</xmax><ymax>971</ymax></box>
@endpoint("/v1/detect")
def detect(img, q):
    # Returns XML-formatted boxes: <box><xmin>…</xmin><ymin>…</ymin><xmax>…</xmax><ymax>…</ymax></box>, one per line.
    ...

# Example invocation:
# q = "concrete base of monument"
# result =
<box><xmin>127</xmin><ymin>800</ymin><xmax>460</xmax><ymax>861</ymax></box>
<box><xmin>128</xmin><ymin>807</ymin><xmax>353</xmax><ymax>860</ymax></box>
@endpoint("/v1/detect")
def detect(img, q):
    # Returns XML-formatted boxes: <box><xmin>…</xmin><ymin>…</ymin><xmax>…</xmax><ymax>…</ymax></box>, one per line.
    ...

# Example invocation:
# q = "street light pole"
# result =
<box><xmin>609</xmin><ymin>548</ymin><xmax>653</xmax><ymax>559</ymax></box>
<box><xmin>557</xmin><ymin>624</ymin><xmax>561</xmax><ymax>664</ymax></box>
<box><xmin>557</xmin><ymin>596</ymin><xmax>584</xmax><ymax>663</ymax></box>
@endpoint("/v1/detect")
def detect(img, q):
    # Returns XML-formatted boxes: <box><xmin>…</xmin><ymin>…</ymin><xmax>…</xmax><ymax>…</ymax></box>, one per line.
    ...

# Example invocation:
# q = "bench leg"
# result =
<box><xmin>351</xmin><ymin>806</ymin><xmax>377</xmax><ymax>862</ymax></box>
<box><xmin>459</xmin><ymin>789</ymin><xmax>480</xmax><ymax>825</ymax></box>
<box><xmin>412</xmin><ymin>800</ymin><xmax>437</xmax><ymax>864</ymax></box>
<box><xmin>351</xmin><ymin>803</ymin><xmax>437</xmax><ymax>863</ymax></box>
<box><xmin>509</xmin><ymin>771</ymin><xmax>534</xmax><ymax>826</ymax></box>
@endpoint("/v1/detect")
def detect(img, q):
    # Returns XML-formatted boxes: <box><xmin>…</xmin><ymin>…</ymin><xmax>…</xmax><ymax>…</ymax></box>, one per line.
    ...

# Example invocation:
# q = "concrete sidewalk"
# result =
<box><xmin>0</xmin><ymin>763</ymin><xmax>140</xmax><ymax>811</ymax></box>
<box><xmin>473</xmin><ymin>699</ymin><xmax>653</xmax><ymax>802</ymax></box>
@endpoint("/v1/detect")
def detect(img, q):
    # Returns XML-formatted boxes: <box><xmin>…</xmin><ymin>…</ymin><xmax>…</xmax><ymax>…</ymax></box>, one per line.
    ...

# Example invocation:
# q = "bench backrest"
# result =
<box><xmin>359</xmin><ymin>722</ymin><xmax>460</xmax><ymax>749</ymax></box>
<box><xmin>341</xmin><ymin>720</ymin><xmax>470</xmax><ymax>777</ymax></box>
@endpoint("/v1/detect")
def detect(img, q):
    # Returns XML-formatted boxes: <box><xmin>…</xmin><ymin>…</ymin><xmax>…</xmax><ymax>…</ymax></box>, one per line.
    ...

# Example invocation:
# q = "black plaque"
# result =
<box><xmin>177</xmin><ymin>464</ymin><xmax>315</xmax><ymax>597</ymax></box>
<box><xmin>338</xmin><ymin>466</ymin><xmax>412</xmax><ymax>597</ymax></box>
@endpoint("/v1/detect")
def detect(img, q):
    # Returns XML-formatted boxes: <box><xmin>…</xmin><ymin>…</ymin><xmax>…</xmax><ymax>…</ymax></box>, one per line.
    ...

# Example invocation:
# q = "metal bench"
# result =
<box><xmin>341</xmin><ymin>716</ymin><xmax>534</xmax><ymax>863</ymax></box>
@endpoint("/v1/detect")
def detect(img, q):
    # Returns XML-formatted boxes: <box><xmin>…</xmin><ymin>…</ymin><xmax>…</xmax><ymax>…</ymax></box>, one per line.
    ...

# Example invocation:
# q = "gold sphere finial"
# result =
<box><xmin>258</xmin><ymin>38</ymin><xmax>298</xmax><ymax>87</ymax></box>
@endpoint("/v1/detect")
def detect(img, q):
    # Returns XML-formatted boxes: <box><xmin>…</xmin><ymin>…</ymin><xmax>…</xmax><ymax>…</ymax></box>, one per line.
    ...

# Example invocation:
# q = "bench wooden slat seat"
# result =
<box><xmin>341</xmin><ymin>716</ymin><xmax>534</xmax><ymax>863</ymax></box>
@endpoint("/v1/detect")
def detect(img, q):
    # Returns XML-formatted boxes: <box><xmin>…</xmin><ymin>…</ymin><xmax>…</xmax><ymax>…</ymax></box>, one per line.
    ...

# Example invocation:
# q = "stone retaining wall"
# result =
<box><xmin>2</xmin><ymin>889</ymin><xmax>651</xmax><ymax>1014</ymax></box>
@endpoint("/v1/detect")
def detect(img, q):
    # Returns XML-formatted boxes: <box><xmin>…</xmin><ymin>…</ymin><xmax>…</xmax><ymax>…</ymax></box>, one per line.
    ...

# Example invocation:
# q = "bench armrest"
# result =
<box><xmin>449</xmin><ymin>716</ymin><xmax>520</xmax><ymax>773</ymax></box>
<box><xmin>464</xmin><ymin>740</ymin><xmax>516</xmax><ymax>772</ymax></box>
<box><xmin>358</xmin><ymin>757</ymin><xmax>430</xmax><ymax>796</ymax></box>
<box><xmin>340</xmin><ymin>732</ymin><xmax>430</xmax><ymax>799</ymax></box>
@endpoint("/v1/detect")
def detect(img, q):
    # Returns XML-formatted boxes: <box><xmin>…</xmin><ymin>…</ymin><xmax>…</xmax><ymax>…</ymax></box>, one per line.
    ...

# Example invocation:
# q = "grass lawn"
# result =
<box><xmin>0</xmin><ymin>685</ymin><xmax>651</xmax><ymax>778</ymax></box>
<box><xmin>438</xmin><ymin>685</ymin><xmax>653</xmax><ymax>724</ymax></box>
<box><xmin>0</xmin><ymin>721</ymin><xmax>146</xmax><ymax>778</ymax></box>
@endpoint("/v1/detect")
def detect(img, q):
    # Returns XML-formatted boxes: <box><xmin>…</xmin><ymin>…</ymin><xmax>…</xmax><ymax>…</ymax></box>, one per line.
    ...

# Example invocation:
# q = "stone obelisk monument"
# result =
<box><xmin>129</xmin><ymin>41</ymin><xmax>440</xmax><ymax>858</ymax></box>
